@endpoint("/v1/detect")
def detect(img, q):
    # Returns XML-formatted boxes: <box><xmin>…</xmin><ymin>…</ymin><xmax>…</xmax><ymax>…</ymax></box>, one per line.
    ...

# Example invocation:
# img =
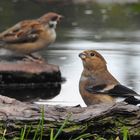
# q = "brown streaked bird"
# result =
<box><xmin>79</xmin><ymin>50</ymin><xmax>140</xmax><ymax>106</ymax></box>
<box><xmin>0</xmin><ymin>12</ymin><xmax>63</xmax><ymax>61</ymax></box>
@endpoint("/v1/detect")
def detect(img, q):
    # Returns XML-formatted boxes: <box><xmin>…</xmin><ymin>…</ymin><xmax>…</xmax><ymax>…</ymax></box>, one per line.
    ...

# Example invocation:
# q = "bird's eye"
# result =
<box><xmin>51</xmin><ymin>16</ymin><xmax>58</xmax><ymax>21</ymax></box>
<box><xmin>90</xmin><ymin>52</ymin><xmax>95</xmax><ymax>57</ymax></box>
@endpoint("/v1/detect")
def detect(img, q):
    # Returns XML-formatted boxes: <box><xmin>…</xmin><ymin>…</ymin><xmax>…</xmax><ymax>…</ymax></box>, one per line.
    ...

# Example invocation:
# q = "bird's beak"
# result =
<box><xmin>57</xmin><ymin>15</ymin><xmax>64</xmax><ymax>23</ymax></box>
<box><xmin>79</xmin><ymin>53</ymin><xmax>87</xmax><ymax>60</ymax></box>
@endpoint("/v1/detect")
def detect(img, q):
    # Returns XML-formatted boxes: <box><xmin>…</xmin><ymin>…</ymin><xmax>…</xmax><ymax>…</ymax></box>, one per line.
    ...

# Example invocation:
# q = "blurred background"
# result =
<box><xmin>0</xmin><ymin>0</ymin><xmax>140</xmax><ymax>106</ymax></box>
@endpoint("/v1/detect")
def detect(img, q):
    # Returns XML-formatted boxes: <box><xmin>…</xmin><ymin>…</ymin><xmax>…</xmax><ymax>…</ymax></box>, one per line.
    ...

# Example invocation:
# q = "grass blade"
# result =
<box><xmin>50</xmin><ymin>129</ymin><xmax>54</xmax><ymax>140</ymax></box>
<box><xmin>53</xmin><ymin>113</ymin><xmax>71</xmax><ymax>140</ymax></box>
<box><xmin>33</xmin><ymin>120</ymin><xmax>41</xmax><ymax>140</ymax></box>
<box><xmin>2</xmin><ymin>129</ymin><xmax>6</xmax><ymax>140</ymax></box>
<box><xmin>25</xmin><ymin>125</ymin><xmax>32</xmax><ymax>139</ymax></box>
<box><xmin>122</xmin><ymin>127</ymin><xmax>129</xmax><ymax>140</ymax></box>
<box><xmin>40</xmin><ymin>106</ymin><xmax>45</xmax><ymax>140</ymax></box>
<box><xmin>20</xmin><ymin>125</ymin><xmax>27</xmax><ymax>140</ymax></box>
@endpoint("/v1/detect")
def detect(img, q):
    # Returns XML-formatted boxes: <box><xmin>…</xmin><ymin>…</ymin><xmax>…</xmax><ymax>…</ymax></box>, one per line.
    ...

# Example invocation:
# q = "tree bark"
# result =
<box><xmin>0</xmin><ymin>95</ymin><xmax>139</xmax><ymax>139</ymax></box>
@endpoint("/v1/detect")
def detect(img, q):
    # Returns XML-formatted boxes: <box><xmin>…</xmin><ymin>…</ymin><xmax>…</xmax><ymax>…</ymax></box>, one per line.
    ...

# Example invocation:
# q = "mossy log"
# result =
<box><xmin>0</xmin><ymin>95</ymin><xmax>139</xmax><ymax>139</ymax></box>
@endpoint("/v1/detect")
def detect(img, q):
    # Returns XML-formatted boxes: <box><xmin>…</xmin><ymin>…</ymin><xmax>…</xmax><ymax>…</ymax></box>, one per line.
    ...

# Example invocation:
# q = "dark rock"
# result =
<box><xmin>0</xmin><ymin>60</ymin><xmax>62</xmax><ymax>101</ymax></box>
<box><xmin>0</xmin><ymin>61</ymin><xmax>61</xmax><ymax>83</ymax></box>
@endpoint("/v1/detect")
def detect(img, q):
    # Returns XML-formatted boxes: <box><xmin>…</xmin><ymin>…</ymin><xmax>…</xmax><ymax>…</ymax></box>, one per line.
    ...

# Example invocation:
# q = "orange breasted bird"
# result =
<box><xmin>79</xmin><ymin>50</ymin><xmax>140</xmax><ymax>106</ymax></box>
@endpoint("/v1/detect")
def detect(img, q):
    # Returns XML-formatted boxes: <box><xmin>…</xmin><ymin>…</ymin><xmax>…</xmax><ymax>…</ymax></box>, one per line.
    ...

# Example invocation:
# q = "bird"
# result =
<box><xmin>79</xmin><ymin>50</ymin><xmax>140</xmax><ymax>106</ymax></box>
<box><xmin>0</xmin><ymin>12</ymin><xmax>63</xmax><ymax>62</ymax></box>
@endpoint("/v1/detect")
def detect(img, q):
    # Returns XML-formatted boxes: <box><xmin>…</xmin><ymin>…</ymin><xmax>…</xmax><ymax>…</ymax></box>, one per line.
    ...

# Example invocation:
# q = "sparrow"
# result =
<box><xmin>79</xmin><ymin>50</ymin><xmax>140</xmax><ymax>106</ymax></box>
<box><xmin>0</xmin><ymin>12</ymin><xmax>63</xmax><ymax>61</ymax></box>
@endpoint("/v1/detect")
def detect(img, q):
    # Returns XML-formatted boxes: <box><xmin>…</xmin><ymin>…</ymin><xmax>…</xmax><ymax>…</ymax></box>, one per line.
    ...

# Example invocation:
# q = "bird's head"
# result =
<box><xmin>79</xmin><ymin>50</ymin><xmax>107</xmax><ymax>71</ymax></box>
<box><xmin>39</xmin><ymin>12</ymin><xmax>63</xmax><ymax>29</ymax></box>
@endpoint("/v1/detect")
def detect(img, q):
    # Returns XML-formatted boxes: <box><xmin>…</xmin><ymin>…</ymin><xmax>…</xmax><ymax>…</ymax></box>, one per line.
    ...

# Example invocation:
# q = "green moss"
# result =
<box><xmin>63</xmin><ymin>124</ymin><xmax>86</xmax><ymax>133</ymax></box>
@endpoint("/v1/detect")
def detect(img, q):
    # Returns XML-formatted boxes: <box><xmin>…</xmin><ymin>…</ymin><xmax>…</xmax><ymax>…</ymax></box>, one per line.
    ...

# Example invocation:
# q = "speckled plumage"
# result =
<box><xmin>0</xmin><ymin>12</ymin><xmax>62</xmax><ymax>55</ymax></box>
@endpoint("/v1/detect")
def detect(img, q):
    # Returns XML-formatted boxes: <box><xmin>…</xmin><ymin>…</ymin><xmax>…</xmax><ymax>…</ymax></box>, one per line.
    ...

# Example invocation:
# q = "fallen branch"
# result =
<box><xmin>0</xmin><ymin>95</ymin><xmax>139</xmax><ymax>139</ymax></box>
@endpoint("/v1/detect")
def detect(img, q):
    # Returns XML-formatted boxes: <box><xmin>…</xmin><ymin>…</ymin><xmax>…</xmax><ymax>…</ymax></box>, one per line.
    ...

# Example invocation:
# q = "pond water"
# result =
<box><xmin>0</xmin><ymin>0</ymin><xmax>140</xmax><ymax>106</ymax></box>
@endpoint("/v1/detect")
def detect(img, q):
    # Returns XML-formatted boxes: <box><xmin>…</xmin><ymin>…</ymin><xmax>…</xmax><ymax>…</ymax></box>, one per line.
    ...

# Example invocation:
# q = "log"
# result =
<box><xmin>0</xmin><ymin>95</ymin><xmax>139</xmax><ymax>139</ymax></box>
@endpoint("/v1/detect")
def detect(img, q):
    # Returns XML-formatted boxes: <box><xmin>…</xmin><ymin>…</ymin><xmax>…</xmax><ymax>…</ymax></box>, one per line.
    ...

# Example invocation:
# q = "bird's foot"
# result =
<box><xmin>23</xmin><ymin>54</ymin><xmax>45</xmax><ymax>63</ymax></box>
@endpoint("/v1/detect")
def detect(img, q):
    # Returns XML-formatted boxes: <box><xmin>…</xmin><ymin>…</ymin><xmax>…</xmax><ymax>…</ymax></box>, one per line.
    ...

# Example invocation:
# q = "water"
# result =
<box><xmin>0</xmin><ymin>0</ymin><xmax>140</xmax><ymax>106</ymax></box>
<box><xmin>37</xmin><ymin>45</ymin><xmax>140</xmax><ymax>106</ymax></box>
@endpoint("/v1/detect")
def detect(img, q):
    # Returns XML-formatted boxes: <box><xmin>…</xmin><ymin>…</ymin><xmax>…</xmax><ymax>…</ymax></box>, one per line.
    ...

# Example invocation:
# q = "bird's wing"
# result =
<box><xmin>108</xmin><ymin>84</ymin><xmax>138</xmax><ymax>97</ymax></box>
<box><xmin>86</xmin><ymin>84</ymin><xmax>139</xmax><ymax>97</ymax></box>
<box><xmin>0</xmin><ymin>20</ymin><xmax>42</xmax><ymax>44</ymax></box>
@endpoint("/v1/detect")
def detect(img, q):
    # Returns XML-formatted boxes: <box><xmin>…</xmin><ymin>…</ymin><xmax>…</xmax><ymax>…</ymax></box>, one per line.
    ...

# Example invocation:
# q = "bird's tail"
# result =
<box><xmin>124</xmin><ymin>96</ymin><xmax>140</xmax><ymax>105</ymax></box>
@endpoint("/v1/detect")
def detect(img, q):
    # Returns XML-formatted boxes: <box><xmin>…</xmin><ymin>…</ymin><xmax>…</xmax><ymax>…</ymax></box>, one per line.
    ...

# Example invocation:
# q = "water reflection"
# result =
<box><xmin>0</xmin><ymin>83</ymin><xmax>61</xmax><ymax>102</ymax></box>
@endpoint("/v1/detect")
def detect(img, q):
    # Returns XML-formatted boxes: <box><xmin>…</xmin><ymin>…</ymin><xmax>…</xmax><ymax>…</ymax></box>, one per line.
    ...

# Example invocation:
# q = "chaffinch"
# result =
<box><xmin>0</xmin><ymin>12</ymin><xmax>63</xmax><ymax>61</ymax></box>
<box><xmin>79</xmin><ymin>50</ymin><xmax>140</xmax><ymax>106</ymax></box>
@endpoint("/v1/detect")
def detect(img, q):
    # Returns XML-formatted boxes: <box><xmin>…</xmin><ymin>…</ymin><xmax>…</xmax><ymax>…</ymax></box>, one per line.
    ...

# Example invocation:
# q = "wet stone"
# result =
<box><xmin>0</xmin><ymin>60</ymin><xmax>62</xmax><ymax>101</ymax></box>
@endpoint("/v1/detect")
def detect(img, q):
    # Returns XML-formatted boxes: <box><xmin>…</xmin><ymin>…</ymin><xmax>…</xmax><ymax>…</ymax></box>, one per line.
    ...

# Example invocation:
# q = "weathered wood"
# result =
<box><xmin>0</xmin><ymin>95</ymin><xmax>139</xmax><ymax>139</ymax></box>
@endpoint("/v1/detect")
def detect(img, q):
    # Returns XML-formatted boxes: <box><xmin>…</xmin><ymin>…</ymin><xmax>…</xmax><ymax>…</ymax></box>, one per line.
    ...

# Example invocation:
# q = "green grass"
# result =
<box><xmin>122</xmin><ymin>126</ymin><xmax>131</xmax><ymax>140</ymax></box>
<box><xmin>33</xmin><ymin>106</ymin><xmax>45</xmax><ymax>140</ymax></box>
<box><xmin>50</xmin><ymin>113</ymin><xmax>71</xmax><ymax>140</ymax></box>
<box><xmin>20</xmin><ymin>125</ymin><xmax>27</xmax><ymax>140</ymax></box>
<box><xmin>1</xmin><ymin>129</ymin><xmax>6</xmax><ymax>140</ymax></box>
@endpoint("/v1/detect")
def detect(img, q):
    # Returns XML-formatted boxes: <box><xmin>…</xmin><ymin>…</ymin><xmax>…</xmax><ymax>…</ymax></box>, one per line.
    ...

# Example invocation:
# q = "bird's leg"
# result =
<box><xmin>31</xmin><ymin>53</ymin><xmax>44</xmax><ymax>60</ymax></box>
<box><xmin>23</xmin><ymin>53</ymin><xmax>46</xmax><ymax>63</ymax></box>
